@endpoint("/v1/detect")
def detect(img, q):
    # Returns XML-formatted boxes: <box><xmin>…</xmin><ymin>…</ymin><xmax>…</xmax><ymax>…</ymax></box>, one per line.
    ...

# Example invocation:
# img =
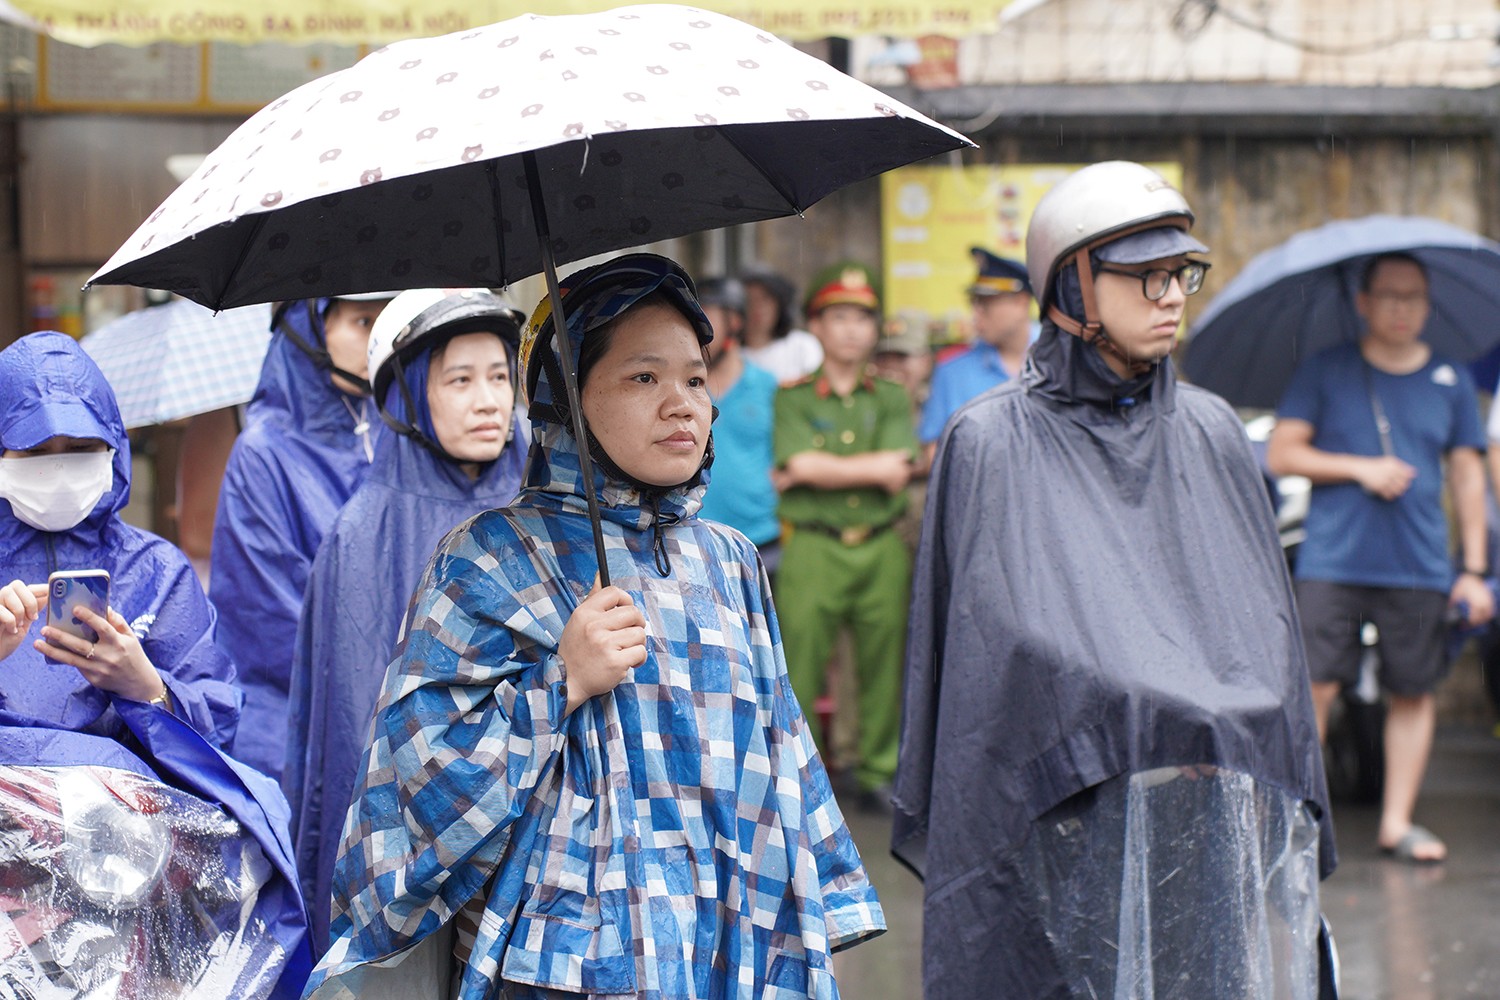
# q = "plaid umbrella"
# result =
<box><xmin>80</xmin><ymin>298</ymin><xmax>271</xmax><ymax>428</ymax></box>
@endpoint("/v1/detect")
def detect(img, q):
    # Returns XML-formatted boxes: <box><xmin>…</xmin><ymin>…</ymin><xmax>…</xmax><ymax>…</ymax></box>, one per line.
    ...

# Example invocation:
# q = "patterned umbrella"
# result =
<box><xmin>80</xmin><ymin>298</ymin><xmax>272</xmax><ymax>428</ymax></box>
<box><xmin>87</xmin><ymin>2</ymin><xmax>972</xmax><ymax>580</ymax></box>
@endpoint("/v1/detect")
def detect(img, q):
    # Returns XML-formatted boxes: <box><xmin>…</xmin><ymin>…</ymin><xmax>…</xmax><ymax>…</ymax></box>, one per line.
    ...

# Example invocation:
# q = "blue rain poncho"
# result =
<box><xmin>0</xmin><ymin>332</ymin><xmax>239</xmax><ymax>746</ymax></box>
<box><xmin>211</xmin><ymin>300</ymin><xmax>381</xmax><ymax>779</ymax></box>
<box><xmin>284</xmin><ymin>340</ymin><xmax>527</xmax><ymax>951</ymax></box>
<box><xmin>305</xmin><ymin>265</ymin><xmax>883</xmax><ymax>1000</ymax></box>
<box><xmin>0</xmin><ymin>332</ymin><xmax>311</xmax><ymax>997</ymax></box>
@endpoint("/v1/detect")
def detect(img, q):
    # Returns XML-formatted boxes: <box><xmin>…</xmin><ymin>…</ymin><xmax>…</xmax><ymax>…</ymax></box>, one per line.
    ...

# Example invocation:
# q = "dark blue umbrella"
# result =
<box><xmin>1182</xmin><ymin>215</ymin><xmax>1500</xmax><ymax>409</ymax></box>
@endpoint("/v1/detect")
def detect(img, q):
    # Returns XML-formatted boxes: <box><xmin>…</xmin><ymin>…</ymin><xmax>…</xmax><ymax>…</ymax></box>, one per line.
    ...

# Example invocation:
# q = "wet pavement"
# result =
<box><xmin>831</xmin><ymin>725</ymin><xmax>1500</xmax><ymax>999</ymax></box>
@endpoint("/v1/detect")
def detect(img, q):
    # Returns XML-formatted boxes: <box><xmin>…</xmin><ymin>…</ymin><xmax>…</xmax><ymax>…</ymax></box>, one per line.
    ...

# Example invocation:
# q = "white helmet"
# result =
<box><xmin>367</xmin><ymin>288</ymin><xmax>524</xmax><ymax>453</ymax></box>
<box><xmin>367</xmin><ymin>288</ymin><xmax>524</xmax><ymax>405</ymax></box>
<box><xmin>1026</xmin><ymin>161</ymin><xmax>1197</xmax><ymax>306</ymax></box>
<box><xmin>1024</xmin><ymin>161</ymin><xmax>1204</xmax><ymax>364</ymax></box>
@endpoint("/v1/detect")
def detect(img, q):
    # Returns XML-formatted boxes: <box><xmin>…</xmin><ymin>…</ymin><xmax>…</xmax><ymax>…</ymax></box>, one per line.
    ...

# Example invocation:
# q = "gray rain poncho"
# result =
<box><xmin>893</xmin><ymin>325</ymin><xmax>1335</xmax><ymax>999</ymax></box>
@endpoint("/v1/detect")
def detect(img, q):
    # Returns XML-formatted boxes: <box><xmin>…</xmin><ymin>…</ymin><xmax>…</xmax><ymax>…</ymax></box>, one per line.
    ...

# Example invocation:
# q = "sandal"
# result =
<box><xmin>1378</xmin><ymin>824</ymin><xmax>1446</xmax><ymax>864</ymax></box>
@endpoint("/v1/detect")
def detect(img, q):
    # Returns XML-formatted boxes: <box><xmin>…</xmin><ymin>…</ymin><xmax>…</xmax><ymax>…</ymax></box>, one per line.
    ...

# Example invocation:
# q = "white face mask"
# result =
<box><xmin>0</xmin><ymin>450</ymin><xmax>116</xmax><ymax>533</ymax></box>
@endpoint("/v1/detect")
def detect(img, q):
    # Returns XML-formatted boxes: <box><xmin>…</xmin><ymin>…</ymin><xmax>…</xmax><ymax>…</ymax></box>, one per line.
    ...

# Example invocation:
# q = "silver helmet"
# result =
<box><xmin>1025</xmin><ymin>161</ymin><xmax>1196</xmax><ymax>314</ymax></box>
<box><xmin>1024</xmin><ymin>162</ymin><xmax>1202</xmax><ymax>372</ymax></box>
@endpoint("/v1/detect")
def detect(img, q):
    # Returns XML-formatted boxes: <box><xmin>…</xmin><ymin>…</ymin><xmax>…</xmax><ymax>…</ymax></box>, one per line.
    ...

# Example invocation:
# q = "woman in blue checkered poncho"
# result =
<box><xmin>304</xmin><ymin>254</ymin><xmax>884</xmax><ymax>1000</ymax></box>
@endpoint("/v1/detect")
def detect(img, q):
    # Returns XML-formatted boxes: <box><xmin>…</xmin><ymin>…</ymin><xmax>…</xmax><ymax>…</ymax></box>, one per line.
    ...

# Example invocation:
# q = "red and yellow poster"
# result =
<box><xmin>881</xmin><ymin>162</ymin><xmax>1183</xmax><ymax>344</ymax></box>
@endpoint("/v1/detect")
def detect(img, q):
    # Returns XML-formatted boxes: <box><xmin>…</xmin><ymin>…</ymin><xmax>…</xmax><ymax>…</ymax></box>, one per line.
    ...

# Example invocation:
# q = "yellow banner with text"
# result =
<box><xmin>12</xmin><ymin>0</ymin><xmax>1013</xmax><ymax>46</ymax></box>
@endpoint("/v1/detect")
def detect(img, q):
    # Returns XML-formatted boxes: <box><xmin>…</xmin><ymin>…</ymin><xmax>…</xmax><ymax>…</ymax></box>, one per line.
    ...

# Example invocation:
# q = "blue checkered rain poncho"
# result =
<box><xmin>304</xmin><ymin>257</ymin><xmax>884</xmax><ymax>1000</ymax></box>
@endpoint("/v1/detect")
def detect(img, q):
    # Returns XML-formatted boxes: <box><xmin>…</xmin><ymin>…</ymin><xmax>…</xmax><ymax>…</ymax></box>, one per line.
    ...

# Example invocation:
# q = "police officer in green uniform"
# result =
<box><xmin>772</xmin><ymin>262</ymin><xmax>918</xmax><ymax>806</ymax></box>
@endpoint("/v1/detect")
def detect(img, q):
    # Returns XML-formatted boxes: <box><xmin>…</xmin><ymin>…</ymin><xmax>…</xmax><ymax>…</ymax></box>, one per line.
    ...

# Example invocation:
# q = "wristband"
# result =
<box><xmin>1462</xmin><ymin>568</ymin><xmax>1488</xmax><ymax>578</ymax></box>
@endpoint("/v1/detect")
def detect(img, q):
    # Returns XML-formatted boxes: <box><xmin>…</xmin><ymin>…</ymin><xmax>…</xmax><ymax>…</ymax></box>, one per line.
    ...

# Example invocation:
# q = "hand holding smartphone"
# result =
<box><xmin>46</xmin><ymin>570</ymin><xmax>111</xmax><ymax>644</ymax></box>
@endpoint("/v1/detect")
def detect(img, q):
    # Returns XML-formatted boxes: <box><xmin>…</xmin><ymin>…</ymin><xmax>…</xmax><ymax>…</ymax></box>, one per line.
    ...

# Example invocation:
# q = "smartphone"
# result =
<box><xmin>47</xmin><ymin>570</ymin><xmax>111</xmax><ymax>644</ymax></box>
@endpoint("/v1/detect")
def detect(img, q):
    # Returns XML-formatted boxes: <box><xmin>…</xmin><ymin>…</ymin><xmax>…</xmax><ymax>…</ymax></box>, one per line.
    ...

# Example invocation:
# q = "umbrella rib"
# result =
<box><xmin>212</xmin><ymin>213</ymin><xmax>270</xmax><ymax>311</ymax></box>
<box><xmin>713</xmin><ymin>126</ymin><xmax>808</xmax><ymax>214</ymax></box>
<box><xmin>484</xmin><ymin>160</ymin><xmax>508</xmax><ymax>286</ymax></box>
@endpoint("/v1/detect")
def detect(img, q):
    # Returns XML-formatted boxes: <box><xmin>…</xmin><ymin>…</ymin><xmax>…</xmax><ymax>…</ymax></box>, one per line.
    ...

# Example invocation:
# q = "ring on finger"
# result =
<box><xmin>86</xmin><ymin>643</ymin><xmax>96</xmax><ymax>660</ymax></box>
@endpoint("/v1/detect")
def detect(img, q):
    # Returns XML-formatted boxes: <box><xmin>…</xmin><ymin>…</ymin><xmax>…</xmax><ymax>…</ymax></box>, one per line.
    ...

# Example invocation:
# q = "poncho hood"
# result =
<box><xmin>252</xmin><ymin>298</ymin><xmax>376</xmax><ymax>442</ymax></box>
<box><xmin>1022</xmin><ymin>319</ymin><xmax>1173</xmax><ymax>412</ymax></box>
<box><xmin>521</xmin><ymin>420</ymin><xmax>704</xmax><ymax>535</ymax></box>
<box><xmin>0</xmin><ymin>332</ymin><xmax>133</xmax><ymax>545</ymax></box>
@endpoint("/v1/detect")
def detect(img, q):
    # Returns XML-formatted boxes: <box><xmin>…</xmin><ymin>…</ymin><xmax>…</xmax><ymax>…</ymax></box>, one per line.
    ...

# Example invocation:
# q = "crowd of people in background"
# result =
<box><xmin>5</xmin><ymin>159</ymin><xmax>1497</xmax><ymax>998</ymax></box>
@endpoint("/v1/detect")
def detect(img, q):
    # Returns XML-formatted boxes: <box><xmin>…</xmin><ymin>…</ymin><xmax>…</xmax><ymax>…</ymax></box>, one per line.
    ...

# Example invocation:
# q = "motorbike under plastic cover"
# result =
<box><xmin>1021</xmin><ymin>767</ymin><xmax>1322</xmax><ymax>1000</ymax></box>
<box><xmin>0</xmin><ymin>763</ymin><xmax>287</xmax><ymax>999</ymax></box>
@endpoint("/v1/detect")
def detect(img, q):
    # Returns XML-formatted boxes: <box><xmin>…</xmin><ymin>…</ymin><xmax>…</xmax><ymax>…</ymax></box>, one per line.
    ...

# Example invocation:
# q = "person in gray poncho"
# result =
<box><xmin>893</xmin><ymin>161</ymin><xmax>1336</xmax><ymax>999</ymax></box>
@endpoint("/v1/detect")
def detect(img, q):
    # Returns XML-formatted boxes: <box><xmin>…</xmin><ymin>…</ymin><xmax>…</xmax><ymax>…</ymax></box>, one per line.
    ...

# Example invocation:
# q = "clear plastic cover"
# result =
<box><xmin>0</xmin><ymin>764</ymin><xmax>289</xmax><ymax>999</ymax></box>
<box><xmin>1024</xmin><ymin>766</ymin><xmax>1322</xmax><ymax>1000</ymax></box>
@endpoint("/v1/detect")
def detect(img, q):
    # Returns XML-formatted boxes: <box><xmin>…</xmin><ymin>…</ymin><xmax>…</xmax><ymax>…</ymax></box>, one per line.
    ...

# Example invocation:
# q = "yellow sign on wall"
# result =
<box><xmin>881</xmin><ymin>162</ymin><xmax>1183</xmax><ymax>344</ymax></box>
<box><xmin>12</xmin><ymin>0</ymin><xmax>1015</xmax><ymax>47</ymax></box>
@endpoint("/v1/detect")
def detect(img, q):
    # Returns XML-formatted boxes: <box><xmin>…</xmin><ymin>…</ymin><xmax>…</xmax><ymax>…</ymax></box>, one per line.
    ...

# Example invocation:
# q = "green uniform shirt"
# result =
<box><xmin>774</xmin><ymin>369</ymin><xmax>918</xmax><ymax>531</ymax></box>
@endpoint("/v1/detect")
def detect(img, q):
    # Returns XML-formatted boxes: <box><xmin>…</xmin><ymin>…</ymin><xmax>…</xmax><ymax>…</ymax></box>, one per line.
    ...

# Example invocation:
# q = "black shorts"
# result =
<box><xmin>1295</xmin><ymin>580</ymin><xmax>1451</xmax><ymax>697</ymax></box>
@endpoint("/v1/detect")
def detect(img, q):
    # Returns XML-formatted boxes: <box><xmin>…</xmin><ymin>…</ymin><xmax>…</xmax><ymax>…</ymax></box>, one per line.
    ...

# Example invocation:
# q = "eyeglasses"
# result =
<box><xmin>1095</xmin><ymin>261</ymin><xmax>1211</xmax><ymax>301</ymax></box>
<box><xmin>1365</xmin><ymin>291</ymin><xmax>1427</xmax><ymax>309</ymax></box>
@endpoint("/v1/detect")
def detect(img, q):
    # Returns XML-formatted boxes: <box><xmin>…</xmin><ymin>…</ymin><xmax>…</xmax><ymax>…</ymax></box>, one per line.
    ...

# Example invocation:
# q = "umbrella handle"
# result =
<box><xmin>522</xmin><ymin>151</ymin><xmax>612</xmax><ymax>589</ymax></box>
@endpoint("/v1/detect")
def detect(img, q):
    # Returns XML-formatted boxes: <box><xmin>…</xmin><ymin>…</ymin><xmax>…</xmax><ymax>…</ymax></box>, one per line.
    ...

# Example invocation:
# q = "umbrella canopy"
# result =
<box><xmin>1181</xmin><ymin>215</ymin><xmax>1500</xmax><ymax>409</ymax></box>
<box><xmin>88</xmin><ymin>3</ymin><xmax>971</xmax><ymax>585</ymax></box>
<box><xmin>80</xmin><ymin>298</ymin><xmax>272</xmax><ymax>428</ymax></box>
<box><xmin>88</xmin><ymin>3</ymin><xmax>971</xmax><ymax>309</ymax></box>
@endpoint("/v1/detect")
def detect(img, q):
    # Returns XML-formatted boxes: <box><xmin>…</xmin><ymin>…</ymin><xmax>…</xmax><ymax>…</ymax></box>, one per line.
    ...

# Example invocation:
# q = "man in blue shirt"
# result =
<box><xmin>919</xmin><ymin>248</ymin><xmax>1034</xmax><ymax>466</ymax></box>
<box><xmin>698</xmin><ymin>277</ymin><xmax>782</xmax><ymax>570</ymax></box>
<box><xmin>1268</xmin><ymin>251</ymin><xmax>1493</xmax><ymax>863</ymax></box>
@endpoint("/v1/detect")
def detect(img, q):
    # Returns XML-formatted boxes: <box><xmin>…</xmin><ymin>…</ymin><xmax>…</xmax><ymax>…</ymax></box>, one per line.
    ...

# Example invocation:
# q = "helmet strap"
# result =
<box><xmin>274</xmin><ymin>300</ymin><xmax>374</xmax><ymax>396</ymax></box>
<box><xmin>1048</xmin><ymin>247</ymin><xmax>1156</xmax><ymax>378</ymax></box>
<box><xmin>376</xmin><ymin>353</ymin><xmax>487</xmax><ymax>466</ymax></box>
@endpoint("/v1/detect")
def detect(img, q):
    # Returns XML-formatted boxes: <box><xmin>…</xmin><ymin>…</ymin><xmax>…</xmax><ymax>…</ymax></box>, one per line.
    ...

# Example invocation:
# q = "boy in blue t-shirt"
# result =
<box><xmin>1268</xmin><ymin>251</ymin><xmax>1492</xmax><ymax>864</ymax></box>
<box><xmin>697</xmin><ymin>277</ymin><xmax>782</xmax><ymax>570</ymax></box>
